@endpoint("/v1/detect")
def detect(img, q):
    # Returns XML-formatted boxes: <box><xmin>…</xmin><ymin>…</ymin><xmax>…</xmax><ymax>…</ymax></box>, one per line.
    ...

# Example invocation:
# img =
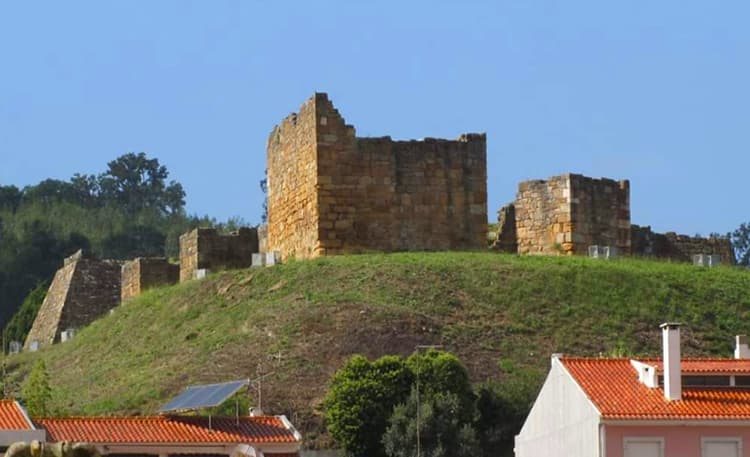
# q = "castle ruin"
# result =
<box><xmin>25</xmin><ymin>250</ymin><xmax>122</xmax><ymax>350</ymax></box>
<box><xmin>511</xmin><ymin>174</ymin><xmax>630</xmax><ymax>255</ymax></box>
<box><xmin>631</xmin><ymin>225</ymin><xmax>735</xmax><ymax>264</ymax></box>
<box><xmin>121</xmin><ymin>257</ymin><xmax>179</xmax><ymax>301</ymax></box>
<box><xmin>266</xmin><ymin>93</ymin><xmax>487</xmax><ymax>260</ymax></box>
<box><xmin>179</xmin><ymin>227</ymin><xmax>259</xmax><ymax>282</ymax></box>
<box><xmin>494</xmin><ymin>173</ymin><xmax>734</xmax><ymax>265</ymax></box>
<box><xmin>21</xmin><ymin>95</ymin><xmax>741</xmax><ymax>350</ymax></box>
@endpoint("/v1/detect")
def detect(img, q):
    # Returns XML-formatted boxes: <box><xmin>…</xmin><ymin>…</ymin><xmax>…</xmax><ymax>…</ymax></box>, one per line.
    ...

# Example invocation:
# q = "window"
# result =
<box><xmin>735</xmin><ymin>376</ymin><xmax>750</xmax><ymax>386</ymax></box>
<box><xmin>702</xmin><ymin>437</ymin><xmax>741</xmax><ymax>457</ymax></box>
<box><xmin>624</xmin><ymin>437</ymin><xmax>664</xmax><ymax>457</ymax></box>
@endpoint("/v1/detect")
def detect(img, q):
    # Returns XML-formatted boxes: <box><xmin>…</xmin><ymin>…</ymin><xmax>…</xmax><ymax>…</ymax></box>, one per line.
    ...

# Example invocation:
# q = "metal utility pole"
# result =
<box><xmin>251</xmin><ymin>363</ymin><xmax>275</xmax><ymax>415</ymax></box>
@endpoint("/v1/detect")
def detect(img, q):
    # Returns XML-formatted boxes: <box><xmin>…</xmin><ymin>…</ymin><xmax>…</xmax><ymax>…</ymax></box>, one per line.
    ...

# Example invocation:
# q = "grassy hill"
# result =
<box><xmin>6</xmin><ymin>252</ymin><xmax>750</xmax><ymax>446</ymax></box>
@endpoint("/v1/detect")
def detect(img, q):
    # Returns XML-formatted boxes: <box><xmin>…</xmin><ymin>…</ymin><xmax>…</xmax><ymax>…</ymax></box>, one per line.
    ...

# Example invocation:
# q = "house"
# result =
<box><xmin>0</xmin><ymin>400</ymin><xmax>45</xmax><ymax>450</ymax></box>
<box><xmin>515</xmin><ymin>323</ymin><xmax>750</xmax><ymax>457</ymax></box>
<box><xmin>36</xmin><ymin>415</ymin><xmax>301</xmax><ymax>457</ymax></box>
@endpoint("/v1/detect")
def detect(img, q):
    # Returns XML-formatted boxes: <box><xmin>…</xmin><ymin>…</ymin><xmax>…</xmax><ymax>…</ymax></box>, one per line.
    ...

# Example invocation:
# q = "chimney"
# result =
<box><xmin>735</xmin><ymin>335</ymin><xmax>750</xmax><ymax>359</ymax></box>
<box><xmin>660</xmin><ymin>322</ymin><xmax>681</xmax><ymax>401</ymax></box>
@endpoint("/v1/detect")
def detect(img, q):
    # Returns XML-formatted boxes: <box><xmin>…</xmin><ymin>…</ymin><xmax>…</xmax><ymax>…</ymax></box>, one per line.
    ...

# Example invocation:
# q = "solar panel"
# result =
<box><xmin>159</xmin><ymin>379</ymin><xmax>249</xmax><ymax>413</ymax></box>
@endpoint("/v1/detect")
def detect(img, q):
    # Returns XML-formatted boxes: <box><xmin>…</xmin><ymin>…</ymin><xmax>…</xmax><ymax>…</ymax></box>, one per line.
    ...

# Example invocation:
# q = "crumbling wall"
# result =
<box><xmin>492</xmin><ymin>204</ymin><xmax>517</xmax><ymax>252</ymax></box>
<box><xmin>568</xmin><ymin>174</ymin><xmax>630</xmax><ymax>255</ymax></box>
<box><xmin>25</xmin><ymin>250</ymin><xmax>121</xmax><ymax>349</ymax></box>
<box><xmin>121</xmin><ymin>257</ymin><xmax>179</xmax><ymax>300</ymax></box>
<box><xmin>179</xmin><ymin>228</ymin><xmax>259</xmax><ymax>282</ymax></box>
<box><xmin>266</xmin><ymin>93</ymin><xmax>487</xmax><ymax>259</ymax></box>
<box><xmin>513</xmin><ymin>174</ymin><xmax>629</xmax><ymax>255</ymax></box>
<box><xmin>514</xmin><ymin>175</ymin><xmax>571</xmax><ymax>255</ymax></box>
<box><xmin>266</xmin><ymin>95</ymin><xmax>321</xmax><ymax>260</ymax></box>
<box><xmin>631</xmin><ymin>225</ymin><xmax>735</xmax><ymax>265</ymax></box>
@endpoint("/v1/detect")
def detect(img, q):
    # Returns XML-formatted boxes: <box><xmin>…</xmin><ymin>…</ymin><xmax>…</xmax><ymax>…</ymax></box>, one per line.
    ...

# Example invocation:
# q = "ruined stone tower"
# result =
<box><xmin>493</xmin><ymin>172</ymin><xmax>734</xmax><ymax>264</ymax></box>
<box><xmin>266</xmin><ymin>93</ymin><xmax>488</xmax><ymax>260</ymax></box>
<box><xmin>507</xmin><ymin>174</ymin><xmax>631</xmax><ymax>256</ymax></box>
<box><xmin>24</xmin><ymin>250</ymin><xmax>122</xmax><ymax>350</ymax></box>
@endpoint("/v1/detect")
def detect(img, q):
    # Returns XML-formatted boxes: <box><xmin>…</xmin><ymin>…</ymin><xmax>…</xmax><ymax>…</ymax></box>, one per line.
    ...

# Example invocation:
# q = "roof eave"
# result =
<box><xmin>556</xmin><ymin>357</ymin><xmax>603</xmax><ymax>419</ymax></box>
<box><xmin>602</xmin><ymin>418</ymin><xmax>750</xmax><ymax>426</ymax></box>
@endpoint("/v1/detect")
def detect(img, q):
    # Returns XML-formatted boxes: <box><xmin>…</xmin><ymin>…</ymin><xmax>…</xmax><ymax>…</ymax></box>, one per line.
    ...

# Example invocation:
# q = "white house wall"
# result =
<box><xmin>515</xmin><ymin>358</ymin><xmax>601</xmax><ymax>457</ymax></box>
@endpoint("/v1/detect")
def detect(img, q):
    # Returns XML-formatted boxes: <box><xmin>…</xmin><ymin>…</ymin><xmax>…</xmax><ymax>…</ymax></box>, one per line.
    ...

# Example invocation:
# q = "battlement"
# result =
<box><xmin>179</xmin><ymin>227</ymin><xmax>259</xmax><ymax>282</ymax></box>
<box><xmin>266</xmin><ymin>94</ymin><xmax>487</xmax><ymax>260</ymax></box>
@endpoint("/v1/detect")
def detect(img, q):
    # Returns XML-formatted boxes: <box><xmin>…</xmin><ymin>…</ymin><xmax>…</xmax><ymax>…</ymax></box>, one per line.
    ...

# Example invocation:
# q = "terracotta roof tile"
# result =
<box><xmin>561</xmin><ymin>357</ymin><xmax>750</xmax><ymax>420</ymax></box>
<box><xmin>643</xmin><ymin>359</ymin><xmax>750</xmax><ymax>373</ymax></box>
<box><xmin>0</xmin><ymin>400</ymin><xmax>34</xmax><ymax>430</ymax></box>
<box><xmin>38</xmin><ymin>416</ymin><xmax>298</xmax><ymax>444</ymax></box>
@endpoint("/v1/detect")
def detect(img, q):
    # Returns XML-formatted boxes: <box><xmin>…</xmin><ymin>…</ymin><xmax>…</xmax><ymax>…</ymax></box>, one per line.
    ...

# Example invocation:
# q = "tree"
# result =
<box><xmin>383</xmin><ymin>389</ymin><xmax>480</xmax><ymax>457</ymax></box>
<box><xmin>406</xmin><ymin>350</ymin><xmax>476</xmax><ymax>425</ymax></box>
<box><xmin>732</xmin><ymin>223</ymin><xmax>750</xmax><ymax>266</ymax></box>
<box><xmin>98</xmin><ymin>152</ymin><xmax>185</xmax><ymax>215</ymax></box>
<box><xmin>99</xmin><ymin>225</ymin><xmax>166</xmax><ymax>260</ymax></box>
<box><xmin>0</xmin><ymin>222</ymin><xmax>89</xmax><ymax>326</ymax></box>
<box><xmin>0</xmin><ymin>152</ymin><xmax>199</xmax><ymax>332</ymax></box>
<box><xmin>4</xmin><ymin>282</ymin><xmax>48</xmax><ymax>351</ymax></box>
<box><xmin>325</xmin><ymin>350</ymin><xmax>481</xmax><ymax>457</ymax></box>
<box><xmin>260</xmin><ymin>170</ymin><xmax>268</xmax><ymax>223</ymax></box>
<box><xmin>0</xmin><ymin>185</ymin><xmax>22</xmax><ymax>213</ymax></box>
<box><xmin>22</xmin><ymin>359</ymin><xmax>52</xmax><ymax>416</ymax></box>
<box><xmin>324</xmin><ymin>355</ymin><xmax>414</xmax><ymax>457</ymax></box>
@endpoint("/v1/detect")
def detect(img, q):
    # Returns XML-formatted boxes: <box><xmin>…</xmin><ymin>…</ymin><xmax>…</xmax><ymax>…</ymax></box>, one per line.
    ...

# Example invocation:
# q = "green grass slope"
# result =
<box><xmin>7</xmin><ymin>252</ymin><xmax>750</xmax><ymax>443</ymax></box>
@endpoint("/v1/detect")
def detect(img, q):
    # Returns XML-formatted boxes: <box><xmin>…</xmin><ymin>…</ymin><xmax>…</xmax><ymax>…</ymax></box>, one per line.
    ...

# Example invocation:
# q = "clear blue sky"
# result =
<box><xmin>1</xmin><ymin>1</ymin><xmax>748</xmax><ymax>235</ymax></box>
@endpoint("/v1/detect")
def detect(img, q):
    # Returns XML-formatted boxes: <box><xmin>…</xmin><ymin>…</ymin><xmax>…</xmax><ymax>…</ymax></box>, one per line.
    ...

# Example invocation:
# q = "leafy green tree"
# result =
<box><xmin>383</xmin><ymin>389</ymin><xmax>480</xmax><ymax>457</ymax></box>
<box><xmin>69</xmin><ymin>173</ymin><xmax>100</xmax><ymax>208</ymax></box>
<box><xmin>22</xmin><ymin>359</ymin><xmax>53</xmax><ymax>417</ymax></box>
<box><xmin>4</xmin><ymin>282</ymin><xmax>48</xmax><ymax>350</ymax></box>
<box><xmin>473</xmin><ymin>359</ymin><xmax>543</xmax><ymax>457</ymax></box>
<box><xmin>324</xmin><ymin>355</ymin><xmax>414</xmax><ymax>457</ymax></box>
<box><xmin>732</xmin><ymin>223</ymin><xmax>750</xmax><ymax>266</ymax></box>
<box><xmin>0</xmin><ymin>185</ymin><xmax>22</xmax><ymax>212</ymax></box>
<box><xmin>21</xmin><ymin>179</ymin><xmax>77</xmax><ymax>205</ymax></box>
<box><xmin>99</xmin><ymin>225</ymin><xmax>166</xmax><ymax>260</ymax></box>
<box><xmin>406</xmin><ymin>350</ymin><xmax>476</xmax><ymax>424</ymax></box>
<box><xmin>98</xmin><ymin>152</ymin><xmax>185</xmax><ymax>215</ymax></box>
<box><xmin>260</xmin><ymin>170</ymin><xmax>268</xmax><ymax>223</ymax></box>
<box><xmin>0</xmin><ymin>223</ymin><xmax>89</xmax><ymax>326</ymax></box>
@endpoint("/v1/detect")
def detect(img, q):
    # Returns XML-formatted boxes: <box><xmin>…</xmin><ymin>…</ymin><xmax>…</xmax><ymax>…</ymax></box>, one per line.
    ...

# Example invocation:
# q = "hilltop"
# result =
<box><xmin>6</xmin><ymin>252</ymin><xmax>750</xmax><ymax>446</ymax></box>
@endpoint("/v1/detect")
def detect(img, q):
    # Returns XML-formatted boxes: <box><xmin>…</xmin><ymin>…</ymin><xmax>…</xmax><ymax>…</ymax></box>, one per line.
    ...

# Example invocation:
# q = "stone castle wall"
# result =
<box><xmin>514</xmin><ymin>175</ymin><xmax>571</xmax><ymax>255</ymax></box>
<box><xmin>266</xmin><ymin>96</ymin><xmax>321</xmax><ymax>260</ymax></box>
<box><xmin>497</xmin><ymin>173</ymin><xmax>733</xmax><ymax>264</ymax></box>
<box><xmin>121</xmin><ymin>257</ymin><xmax>179</xmax><ymax>301</ymax></box>
<box><xmin>266</xmin><ymin>93</ymin><xmax>487</xmax><ymax>259</ymax></box>
<box><xmin>631</xmin><ymin>225</ymin><xmax>735</xmax><ymax>265</ymax></box>
<box><xmin>568</xmin><ymin>175</ymin><xmax>630</xmax><ymax>255</ymax></box>
<box><xmin>25</xmin><ymin>250</ymin><xmax>121</xmax><ymax>349</ymax></box>
<box><xmin>511</xmin><ymin>174</ymin><xmax>630</xmax><ymax>255</ymax></box>
<box><xmin>492</xmin><ymin>204</ymin><xmax>517</xmax><ymax>252</ymax></box>
<box><xmin>179</xmin><ymin>228</ymin><xmax>259</xmax><ymax>282</ymax></box>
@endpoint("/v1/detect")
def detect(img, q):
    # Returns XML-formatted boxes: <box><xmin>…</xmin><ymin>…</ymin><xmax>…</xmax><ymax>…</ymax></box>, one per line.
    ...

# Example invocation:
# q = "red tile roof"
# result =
<box><xmin>646</xmin><ymin>359</ymin><xmax>750</xmax><ymax>374</ymax></box>
<box><xmin>0</xmin><ymin>400</ymin><xmax>34</xmax><ymax>430</ymax></box>
<box><xmin>38</xmin><ymin>416</ymin><xmax>298</xmax><ymax>444</ymax></box>
<box><xmin>561</xmin><ymin>357</ymin><xmax>750</xmax><ymax>420</ymax></box>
